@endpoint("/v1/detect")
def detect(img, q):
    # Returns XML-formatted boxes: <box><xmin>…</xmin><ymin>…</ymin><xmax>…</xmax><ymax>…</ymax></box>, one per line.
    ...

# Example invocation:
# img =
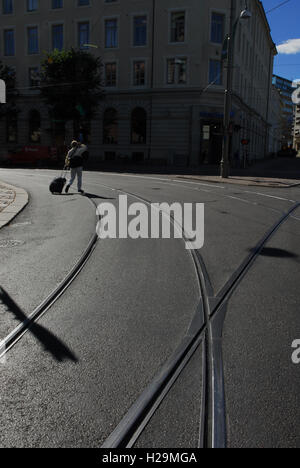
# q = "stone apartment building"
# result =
<box><xmin>0</xmin><ymin>0</ymin><xmax>277</xmax><ymax>166</ymax></box>
<box><xmin>272</xmin><ymin>74</ymin><xmax>294</xmax><ymax>149</ymax></box>
<box><xmin>293</xmin><ymin>85</ymin><xmax>300</xmax><ymax>152</ymax></box>
<box><xmin>269</xmin><ymin>85</ymin><xmax>283</xmax><ymax>155</ymax></box>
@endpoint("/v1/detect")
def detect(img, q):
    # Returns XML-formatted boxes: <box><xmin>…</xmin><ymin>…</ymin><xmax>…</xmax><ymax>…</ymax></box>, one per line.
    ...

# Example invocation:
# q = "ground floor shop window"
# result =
<box><xmin>131</xmin><ymin>107</ymin><xmax>147</xmax><ymax>144</ymax></box>
<box><xmin>132</xmin><ymin>152</ymin><xmax>144</xmax><ymax>163</ymax></box>
<box><xmin>29</xmin><ymin>109</ymin><xmax>41</xmax><ymax>143</ymax></box>
<box><xmin>6</xmin><ymin>113</ymin><xmax>18</xmax><ymax>143</ymax></box>
<box><xmin>103</xmin><ymin>108</ymin><xmax>118</xmax><ymax>144</ymax></box>
<box><xmin>104</xmin><ymin>151</ymin><xmax>116</xmax><ymax>162</ymax></box>
<box><xmin>201</xmin><ymin>121</ymin><xmax>224</xmax><ymax>164</ymax></box>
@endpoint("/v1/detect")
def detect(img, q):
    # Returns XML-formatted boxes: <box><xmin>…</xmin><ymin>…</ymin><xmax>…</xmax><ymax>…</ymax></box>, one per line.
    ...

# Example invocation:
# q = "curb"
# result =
<box><xmin>0</xmin><ymin>181</ymin><xmax>29</xmax><ymax>229</ymax></box>
<box><xmin>176</xmin><ymin>176</ymin><xmax>300</xmax><ymax>189</ymax></box>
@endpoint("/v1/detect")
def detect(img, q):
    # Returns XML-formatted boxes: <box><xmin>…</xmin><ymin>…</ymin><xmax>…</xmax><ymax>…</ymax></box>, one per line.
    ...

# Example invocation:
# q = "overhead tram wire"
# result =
<box><xmin>266</xmin><ymin>0</ymin><xmax>293</xmax><ymax>14</ymax></box>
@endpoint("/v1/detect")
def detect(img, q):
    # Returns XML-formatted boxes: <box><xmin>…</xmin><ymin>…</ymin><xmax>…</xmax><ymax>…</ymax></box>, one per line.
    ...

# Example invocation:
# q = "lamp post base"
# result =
<box><xmin>220</xmin><ymin>161</ymin><xmax>229</xmax><ymax>179</ymax></box>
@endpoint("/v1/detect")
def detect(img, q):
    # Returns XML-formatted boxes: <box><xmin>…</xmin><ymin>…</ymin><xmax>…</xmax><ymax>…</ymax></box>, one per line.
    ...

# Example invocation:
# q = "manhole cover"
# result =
<box><xmin>0</xmin><ymin>240</ymin><xmax>24</xmax><ymax>248</ymax></box>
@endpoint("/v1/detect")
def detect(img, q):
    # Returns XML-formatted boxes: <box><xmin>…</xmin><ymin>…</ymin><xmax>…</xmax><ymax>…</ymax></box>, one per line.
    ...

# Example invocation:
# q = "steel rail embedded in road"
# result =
<box><xmin>0</xmin><ymin>197</ymin><xmax>100</xmax><ymax>360</ymax></box>
<box><xmin>97</xmin><ymin>183</ymin><xmax>300</xmax><ymax>449</ymax></box>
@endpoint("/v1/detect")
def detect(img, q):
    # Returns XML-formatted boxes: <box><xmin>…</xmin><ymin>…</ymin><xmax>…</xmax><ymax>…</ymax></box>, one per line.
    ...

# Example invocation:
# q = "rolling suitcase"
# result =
<box><xmin>49</xmin><ymin>167</ymin><xmax>68</xmax><ymax>194</ymax></box>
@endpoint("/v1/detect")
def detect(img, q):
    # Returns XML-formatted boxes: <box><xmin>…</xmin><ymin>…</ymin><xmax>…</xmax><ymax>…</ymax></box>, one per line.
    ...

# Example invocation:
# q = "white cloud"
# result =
<box><xmin>277</xmin><ymin>38</ymin><xmax>300</xmax><ymax>54</ymax></box>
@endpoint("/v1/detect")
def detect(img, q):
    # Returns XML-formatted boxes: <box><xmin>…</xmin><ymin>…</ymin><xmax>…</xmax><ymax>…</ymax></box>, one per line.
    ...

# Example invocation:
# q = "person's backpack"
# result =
<box><xmin>69</xmin><ymin>148</ymin><xmax>84</xmax><ymax>168</ymax></box>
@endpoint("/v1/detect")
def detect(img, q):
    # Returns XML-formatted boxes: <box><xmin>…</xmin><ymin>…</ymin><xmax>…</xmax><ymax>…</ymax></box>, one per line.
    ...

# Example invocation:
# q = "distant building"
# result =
<box><xmin>272</xmin><ymin>74</ymin><xmax>294</xmax><ymax>148</ymax></box>
<box><xmin>0</xmin><ymin>0</ymin><xmax>277</xmax><ymax>167</ymax></box>
<box><xmin>269</xmin><ymin>86</ymin><xmax>283</xmax><ymax>155</ymax></box>
<box><xmin>293</xmin><ymin>84</ymin><xmax>300</xmax><ymax>152</ymax></box>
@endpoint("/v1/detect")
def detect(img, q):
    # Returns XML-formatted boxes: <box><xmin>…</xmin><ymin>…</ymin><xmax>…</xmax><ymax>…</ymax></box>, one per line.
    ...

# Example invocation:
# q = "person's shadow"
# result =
<box><xmin>0</xmin><ymin>287</ymin><xmax>78</xmax><ymax>363</ymax></box>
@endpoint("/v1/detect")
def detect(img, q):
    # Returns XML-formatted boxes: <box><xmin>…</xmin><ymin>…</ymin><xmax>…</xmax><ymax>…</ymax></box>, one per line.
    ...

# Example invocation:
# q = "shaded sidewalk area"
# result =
<box><xmin>176</xmin><ymin>157</ymin><xmax>300</xmax><ymax>188</ymax></box>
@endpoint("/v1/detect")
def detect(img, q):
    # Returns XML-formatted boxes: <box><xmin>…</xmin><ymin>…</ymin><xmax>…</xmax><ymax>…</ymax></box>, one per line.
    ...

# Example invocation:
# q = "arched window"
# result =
<box><xmin>29</xmin><ymin>110</ymin><xmax>41</xmax><ymax>143</ymax></box>
<box><xmin>131</xmin><ymin>107</ymin><xmax>147</xmax><ymax>144</ymax></box>
<box><xmin>103</xmin><ymin>108</ymin><xmax>118</xmax><ymax>144</ymax></box>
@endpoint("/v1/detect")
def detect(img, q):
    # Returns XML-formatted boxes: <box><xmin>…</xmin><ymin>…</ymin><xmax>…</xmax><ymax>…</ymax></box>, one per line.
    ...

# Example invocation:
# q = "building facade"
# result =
<box><xmin>0</xmin><ymin>0</ymin><xmax>277</xmax><ymax>166</ymax></box>
<box><xmin>272</xmin><ymin>74</ymin><xmax>294</xmax><ymax>149</ymax></box>
<box><xmin>293</xmin><ymin>85</ymin><xmax>300</xmax><ymax>152</ymax></box>
<box><xmin>269</xmin><ymin>85</ymin><xmax>283</xmax><ymax>155</ymax></box>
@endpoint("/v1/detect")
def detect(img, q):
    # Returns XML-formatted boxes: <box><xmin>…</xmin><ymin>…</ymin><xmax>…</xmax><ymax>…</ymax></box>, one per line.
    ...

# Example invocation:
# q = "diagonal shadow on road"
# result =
<box><xmin>84</xmin><ymin>193</ymin><xmax>115</xmax><ymax>200</ymax></box>
<box><xmin>0</xmin><ymin>287</ymin><xmax>78</xmax><ymax>363</ymax></box>
<box><xmin>249</xmin><ymin>247</ymin><xmax>298</xmax><ymax>259</ymax></box>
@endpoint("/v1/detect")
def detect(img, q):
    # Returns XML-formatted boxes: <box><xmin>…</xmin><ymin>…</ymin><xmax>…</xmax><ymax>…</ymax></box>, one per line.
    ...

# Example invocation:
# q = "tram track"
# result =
<box><xmin>0</xmin><ymin>196</ymin><xmax>100</xmax><ymax>360</ymax></box>
<box><xmin>0</xmin><ymin>172</ymin><xmax>299</xmax><ymax>448</ymax></box>
<box><xmin>95</xmin><ymin>182</ymin><xmax>300</xmax><ymax>449</ymax></box>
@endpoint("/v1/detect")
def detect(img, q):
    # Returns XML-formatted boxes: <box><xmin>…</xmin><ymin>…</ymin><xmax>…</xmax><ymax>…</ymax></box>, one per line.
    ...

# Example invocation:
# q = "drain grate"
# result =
<box><xmin>0</xmin><ymin>240</ymin><xmax>24</xmax><ymax>248</ymax></box>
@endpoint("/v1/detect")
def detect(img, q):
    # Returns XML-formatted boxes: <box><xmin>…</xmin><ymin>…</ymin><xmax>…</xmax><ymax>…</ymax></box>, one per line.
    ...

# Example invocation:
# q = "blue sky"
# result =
<box><xmin>262</xmin><ymin>0</ymin><xmax>300</xmax><ymax>83</ymax></box>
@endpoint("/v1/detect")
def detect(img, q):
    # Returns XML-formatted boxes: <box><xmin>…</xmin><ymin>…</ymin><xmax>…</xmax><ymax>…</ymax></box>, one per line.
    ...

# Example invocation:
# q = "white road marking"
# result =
<box><xmin>170</xmin><ymin>179</ymin><xmax>225</xmax><ymax>189</ymax></box>
<box><xmin>243</xmin><ymin>191</ymin><xmax>294</xmax><ymax>202</ymax></box>
<box><xmin>1</xmin><ymin>169</ymin><xmax>298</xmax><ymax>206</ymax></box>
<box><xmin>226</xmin><ymin>195</ymin><xmax>257</xmax><ymax>205</ymax></box>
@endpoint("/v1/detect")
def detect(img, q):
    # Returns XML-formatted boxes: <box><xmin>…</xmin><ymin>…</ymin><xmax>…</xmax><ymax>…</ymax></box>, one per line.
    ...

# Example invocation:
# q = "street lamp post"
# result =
<box><xmin>220</xmin><ymin>1</ymin><xmax>251</xmax><ymax>178</ymax></box>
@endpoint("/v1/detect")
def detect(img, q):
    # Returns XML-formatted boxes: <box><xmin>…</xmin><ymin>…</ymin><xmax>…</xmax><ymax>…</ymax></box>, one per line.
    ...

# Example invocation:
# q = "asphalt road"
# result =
<box><xmin>0</xmin><ymin>168</ymin><xmax>299</xmax><ymax>448</ymax></box>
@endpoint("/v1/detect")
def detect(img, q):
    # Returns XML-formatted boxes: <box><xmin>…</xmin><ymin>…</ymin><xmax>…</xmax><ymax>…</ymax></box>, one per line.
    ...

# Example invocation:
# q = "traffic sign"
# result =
<box><xmin>241</xmin><ymin>139</ymin><xmax>250</xmax><ymax>145</ymax></box>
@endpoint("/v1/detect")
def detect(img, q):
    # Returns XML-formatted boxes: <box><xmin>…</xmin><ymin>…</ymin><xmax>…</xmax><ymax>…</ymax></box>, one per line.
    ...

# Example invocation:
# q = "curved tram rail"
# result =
<box><xmin>0</xmin><ymin>176</ymin><xmax>299</xmax><ymax>449</ymax></box>
<box><xmin>97</xmin><ymin>184</ymin><xmax>300</xmax><ymax>449</ymax></box>
<box><xmin>0</xmin><ymin>197</ymin><xmax>100</xmax><ymax>360</ymax></box>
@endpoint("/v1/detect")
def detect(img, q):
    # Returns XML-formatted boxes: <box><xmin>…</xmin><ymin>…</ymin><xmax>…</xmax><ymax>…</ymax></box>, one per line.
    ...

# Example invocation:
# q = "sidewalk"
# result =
<box><xmin>175</xmin><ymin>158</ymin><xmax>300</xmax><ymax>188</ymax></box>
<box><xmin>0</xmin><ymin>181</ymin><xmax>29</xmax><ymax>229</ymax></box>
<box><xmin>175</xmin><ymin>175</ymin><xmax>300</xmax><ymax>188</ymax></box>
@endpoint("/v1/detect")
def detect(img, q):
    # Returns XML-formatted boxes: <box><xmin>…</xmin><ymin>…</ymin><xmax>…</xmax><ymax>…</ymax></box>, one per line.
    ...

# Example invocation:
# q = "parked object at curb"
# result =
<box><xmin>5</xmin><ymin>146</ymin><xmax>59</xmax><ymax>165</ymax></box>
<box><xmin>277</xmin><ymin>148</ymin><xmax>298</xmax><ymax>158</ymax></box>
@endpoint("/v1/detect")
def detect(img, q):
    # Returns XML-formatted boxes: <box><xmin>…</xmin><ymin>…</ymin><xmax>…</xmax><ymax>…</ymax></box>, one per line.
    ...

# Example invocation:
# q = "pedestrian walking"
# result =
<box><xmin>64</xmin><ymin>140</ymin><xmax>88</xmax><ymax>194</ymax></box>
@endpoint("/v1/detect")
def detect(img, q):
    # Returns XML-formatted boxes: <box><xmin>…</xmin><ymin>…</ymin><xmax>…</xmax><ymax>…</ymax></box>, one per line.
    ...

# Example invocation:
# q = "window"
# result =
<box><xmin>2</xmin><ymin>0</ymin><xmax>13</xmax><ymax>14</ymax></box>
<box><xmin>27</xmin><ymin>0</ymin><xmax>38</xmax><ymax>12</ymax></box>
<box><xmin>6</xmin><ymin>113</ymin><xmax>18</xmax><ymax>143</ymax></box>
<box><xmin>4</xmin><ymin>30</ymin><xmax>15</xmax><ymax>56</ymax></box>
<box><xmin>105</xmin><ymin>63</ymin><xmax>117</xmax><ymax>87</ymax></box>
<box><xmin>105</xmin><ymin>19</ymin><xmax>118</xmax><ymax>48</ymax></box>
<box><xmin>52</xmin><ymin>0</ymin><xmax>63</xmax><ymax>8</ymax></box>
<box><xmin>132</xmin><ymin>152</ymin><xmax>144</xmax><ymax>163</ymax></box>
<box><xmin>27</xmin><ymin>26</ymin><xmax>39</xmax><ymax>54</ymax></box>
<box><xmin>133</xmin><ymin>61</ymin><xmax>145</xmax><ymax>86</ymax></box>
<box><xmin>209</xmin><ymin>59</ymin><xmax>222</xmax><ymax>85</ymax></box>
<box><xmin>170</xmin><ymin>11</ymin><xmax>185</xmax><ymax>43</ymax></box>
<box><xmin>29</xmin><ymin>109</ymin><xmax>41</xmax><ymax>143</ymax></box>
<box><xmin>167</xmin><ymin>58</ymin><xmax>187</xmax><ymax>85</ymax></box>
<box><xmin>29</xmin><ymin>67</ymin><xmax>40</xmax><ymax>88</ymax></box>
<box><xmin>78</xmin><ymin>22</ymin><xmax>89</xmax><ymax>49</ymax></box>
<box><xmin>78</xmin><ymin>0</ymin><xmax>89</xmax><ymax>5</ymax></box>
<box><xmin>133</xmin><ymin>16</ymin><xmax>147</xmax><ymax>47</ymax></box>
<box><xmin>104</xmin><ymin>152</ymin><xmax>116</xmax><ymax>162</ymax></box>
<box><xmin>211</xmin><ymin>13</ymin><xmax>224</xmax><ymax>44</ymax></box>
<box><xmin>131</xmin><ymin>108</ymin><xmax>147</xmax><ymax>144</ymax></box>
<box><xmin>103</xmin><ymin>108</ymin><xmax>118</xmax><ymax>144</ymax></box>
<box><xmin>52</xmin><ymin>24</ymin><xmax>63</xmax><ymax>51</ymax></box>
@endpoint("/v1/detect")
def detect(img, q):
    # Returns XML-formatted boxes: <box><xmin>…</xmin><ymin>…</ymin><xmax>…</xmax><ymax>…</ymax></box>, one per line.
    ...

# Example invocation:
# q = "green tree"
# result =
<box><xmin>40</xmin><ymin>48</ymin><xmax>103</xmax><ymax>143</ymax></box>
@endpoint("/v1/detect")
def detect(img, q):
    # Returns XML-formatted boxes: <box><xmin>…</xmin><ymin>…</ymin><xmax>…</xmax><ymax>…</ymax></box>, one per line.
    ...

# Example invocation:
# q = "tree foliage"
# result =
<box><xmin>40</xmin><ymin>48</ymin><xmax>103</xmax><ymax>127</ymax></box>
